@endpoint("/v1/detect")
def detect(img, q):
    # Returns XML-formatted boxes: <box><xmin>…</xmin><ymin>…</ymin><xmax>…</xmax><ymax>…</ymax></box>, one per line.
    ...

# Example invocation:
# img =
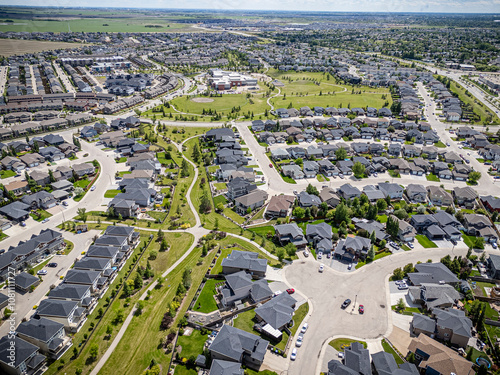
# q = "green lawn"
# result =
<box><xmin>174</xmin><ymin>365</ymin><xmax>198</xmax><ymax>375</ymax></box>
<box><xmin>104</xmin><ymin>189</ymin><xmax>121</xmax><ymax>198</ymax></box>
<box><xmin>316</xmin><ymin>174</ymin><xmax>326</xmax><ymax>182</ymax></box>
<box><xmin>156</xmin><ymin>151</ymin><xmax>176</xmax><ymax>166</ymax></box>
<box><xmin>289</xmin><ymin>302</ymin><xmax>309</xmax><ymax>337</ymax></box>
<box><xmin>377</xmin><ymin>215</ymin><xmax>388</xmax><ymax>223</ymax></box>
<box><xmin>117</xmin><ymin>171</ymin><xmax>131</xmax><ymax>177</ymax></box>
<box><xmin>211</xmin><ymin>248</ymin><xmax>233</xmax><ymax>275</ymax></box>
<box><xmin>416</xmin><ymin>235</ymin><xmax>437</xmax><ymax>248</ymax></box>
<box><xmin>192</xmin><ymin>279</ymin><xmax>219</xmax><ymax>314</ymax></box>
<box><xmin>281</xmin><ymin>175</ymin><xmax>297</xmax><ymax>184</ymax></box>
<box><xmin>0</xmin><ymin>170</ymin><xmax>16</xmax><ymax>179</ymax></box>
<box><xmin>462</xmin><ymin>234</ymin><xmax>477</xmax><ymax>249</ymax></box>
<box><xmin>74</xmin><ymin>178</ymin><xmax>90</xmax><ymax>189</ymax></box>
<box><xmin>208</xmin><ymin>165</ymin><xmax>220</xmax><ymax>173</ymax></box>
<box><xmin>388</xmin><ymin>170</ymin><xmax>401</xmax><ymax>178</ymax></box>
<box><xmin>381</xmin><ymin>339</ymin><xmax>404</xmax><ymax>365</ymax></box>
<box><xmin>248</xmin><ymin>225</ymin><xmax>275</xmax><ymax>238</ymax></box>
<box><xmin>223</xmin><ymin>207</ymin><xmax>245</xmax><ymax>224</ymax></box>
<box><xmin>426</xmin><ymin>173</ymin><xmax>440</xmax><ymax>182</ymax></box>
<box><xmin>213</xmin><ymin>195</ymin><xmax>228</xmax><ymax>206</ymax></box>
<box><xmin>355</xmin><ymin>251</ymin><xmax>391</xmax><ymax>269</ymax></box>
<box><xmin>177</xmin><ymin>329</ymin><xmax>208</xmax><ymax>359</ymax></box>
<box><xmin>115</xmin><ymin>157</ymin><xmax>127</xmax><ymax>163</ymax></box>
<box><xmin>329</xmin><ymin>338</ymin><xmax>367</xmax><ymax>351</ymax></box>
<box><xmin>435</xmin><ymin>141</ymin><xmax>447</xmax><ymax>148</ymax></box>
<box><xmin>29</xmin><ymin>209</ymin><xmax>52</xmax><ymax>222</ymax></box>
<box><xmin>213</xmin><ymin>182</ymin><xmax>227</xmax><ymax>190</ymax></box>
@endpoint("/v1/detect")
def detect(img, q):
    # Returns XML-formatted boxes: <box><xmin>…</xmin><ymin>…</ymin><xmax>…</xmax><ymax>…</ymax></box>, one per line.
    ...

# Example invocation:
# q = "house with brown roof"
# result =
<box><xmin>265</xmin><ymin>195</ymin><xmax>295</xmax><ymax>218</ymax></box>
<box><xmin>407</xmin><ymin>334</ymin><xmax>473</xmax><ymax>375</ymax></box>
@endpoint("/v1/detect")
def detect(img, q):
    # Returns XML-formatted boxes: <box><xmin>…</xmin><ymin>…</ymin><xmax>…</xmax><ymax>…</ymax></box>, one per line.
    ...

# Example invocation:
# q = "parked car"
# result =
<box><xmin>359</xmin><ymin>305</ymin><xmax>364</xmax><ymax>314</ymax></box>
<box><xmin>286</xmin><ymin>288</ymin><xmax>295</xmax><ymax>294</ymax></box>
<box><xmin>62</xmin><ymin>201</ymin><xmax>68</xmax><ymax>206</ymax></box>
<box><xmin>48</xmin><ymin>263</ymin><xmax>58</xmax><ymax>268</ymax></box>
<box><xmin>269</xmin><ymin>163</ymin><xmax>273</xmax><ymax>168</ymax></box>
<box><xmin>37</xmin><ymin>270</ymin><xmax>47</xmax><ymax>276</ymax></box>
<box><xmin>319</xmin><ymin>264</ymin><xmax>324</xmax><ymax>273</ymax></box>
<box><xmin>301</xmin><ymin>323</ymin><xmax>308</xmax><ymax>333</ymax></box>
<box><xmin>493</xmin><ymin>243</ymin><xmax>498</xmax><ymax>249</ymax></box>
<box><xmin>347</xmin><ymin>263</ymin><xmax>353</xmax><ymax>270</ymax></box>
<box><xmin>273</xmin><ymin>291</ymin><xmax>283</xmax><ymax>297</ymax></box>
<box><xmin>398</xmin><ymin>283</ymin><xmax>409</xmax><ymax>290</ymax></box>
<box><xmin>303</xmin><ymin>250</ymin><xmax>309</xmax><ymax>257</ymax></box>
<box><xmin>20</xmin><ymin>221</ymin><xmax>26</xmax><ymax>227</ymax></box>
<box><xmin>341</xmin><ymin>299</ymin><xmax>351</xmax><ymax>309</ymax></box>
<box><xmin>296</xmin><ymin>335</ymin><xmax>303</xmax><ymax>347</ymax></box>
<box><xmin>317</xmin><ymin>252</ymin><xmax>323</xmax><ymax>260</ymax></box>
<box><xmin>291</xmin><ymin>348</ymin><xmax>297</xmax><ymax>360</ymax></box>
<box><xmin>91</xmin><ymin>186</ymin><xmax>96</xmax><ymax>191</ymax></box>
<box><xmin>42</xmin><ymin>218</ymin><xmax>49</xmax><ymax>224</ymax></box>
<box><xmin>408</xmin><ymin>242</ymin><xmax>414</xmax><ymax>249</ymax></box>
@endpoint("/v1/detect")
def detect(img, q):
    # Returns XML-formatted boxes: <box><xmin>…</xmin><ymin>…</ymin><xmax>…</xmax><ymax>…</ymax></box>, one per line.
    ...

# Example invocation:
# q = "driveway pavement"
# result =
<box><xmin>284</xmin><ymin>244</ymin><xmax>469</xmax><ymax>375</ymax></box>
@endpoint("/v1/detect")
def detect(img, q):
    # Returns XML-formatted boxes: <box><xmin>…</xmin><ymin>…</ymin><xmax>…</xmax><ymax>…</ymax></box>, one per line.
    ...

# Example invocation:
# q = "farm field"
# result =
<box><xmin>0</xmin><ymin>18</ymin><xmax>194</xmax><ymax>33</ymax></box>
<box><xmin>0</xmin><ymin>38</ymin><xmax>90</xmax><ymax>56</ymax></box>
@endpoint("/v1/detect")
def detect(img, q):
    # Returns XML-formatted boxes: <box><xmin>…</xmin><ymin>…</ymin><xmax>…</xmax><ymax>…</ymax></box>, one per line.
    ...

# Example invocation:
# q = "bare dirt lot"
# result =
<box><xmin>0</xmin><ymin>39</ymin><xmax>90</xmax><ymax>57</ymax></box>
<box><xmin>191</xmin><ymin>97</ymin><xmax>214</xmax><ymax>103</ymax></box>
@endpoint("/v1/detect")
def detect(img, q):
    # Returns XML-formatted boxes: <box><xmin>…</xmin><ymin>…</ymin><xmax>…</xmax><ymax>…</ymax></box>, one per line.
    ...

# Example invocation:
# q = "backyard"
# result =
<box><xmin>192</xmin><ymin>279</ymin><xmax>219</xmax><ymax>314</ymax></box>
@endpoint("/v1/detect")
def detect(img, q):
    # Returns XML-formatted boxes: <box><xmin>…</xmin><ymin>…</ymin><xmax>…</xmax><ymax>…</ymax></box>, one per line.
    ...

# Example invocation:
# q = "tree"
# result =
<box><xmin>394</xmin><ymin>209</ymin><xmax>408</xmax><ymax>220</ymax></box>
<box><xmin>396</xmin><ymin>297</ymin><xmax>405</xmax><ymax>312</ymax></box>
<box><xmin>366</xmin><ymin>204</ymin><xmax>377</xmax><ymax>220</ymax></box>
<box><xmin>416</xmin><ymin>205</ymin><xmax>426</xmax><ymax>214</ymax></box>
<box><xmin>285</xmin><ymin>243</ymin><xmax>297</xmax><ymax>257</ymax></box>
<box><xmin>376</xmin><ymin>199</ymin><xmax>387</xmax><ymax>212</ymax></box>
<box><xmin>246</xmin><ymin>206</ymin><xmax>252</xmax><ymax>215</ymax></box>
<box><xmin>367</xmin><ymin>245</ymin><xmax>375</xmax><ymax>261</ymax></box>
<box><xmin>199</xmin><ymin>193</ymin><xmax>211</xmax><ymax>214</ymax></box>
<box><xmin>370</xmin><ymin>231</ymin><xmax>376</xmax><ymax>244</ymax></box>
<box><xmin>335</xmin><ymin>147</ymin><xmax>347</xmax><ymax>161</ymax></box>
<box><xmin>306</xmin><ymin>183</ymin><xmax>319</xmax><ymax>196</ymax></box>
<box><xmin>391</xmin><ymin>267</ymin><xmax>404</xmax><ymax>280</ymax></box>
<box><xmin>192</xmin><ymin>143</ymin><xmax>201</xmax><ymax>163</ymax></box>
<box><xmin>106</xmin><ymin>325</ymin><xmax>113</xmax><ymax>337</ymax></box>
<box><xmin>182</xmin><ymin>268</ymin><xmax>192</xmax><ymax>290</ymax></box>
<box><xmin>48</xmin><ymin>169</ymin><xmax>55</xmax><ymax>183</ymax></box>
<box><xmin>468</xmin><ymin>171</ymin><xmax>481</xmax><ymax>184</ymax></box>
<box><xmin>276</xmin><ymin>248</ymin><xmax>285</xmax><ymax>262</ymax></box>
<box><xmin>134</xmin><ymin>272</ymin><xmax>143</xmax><ymax>289</ymax></box>
<box><xmin>181</xmin><ymin>159</ymin><xmax>190</xmax><ymax>177</ymax></box>
<box><xmin>352</xmin><ymin>161</ymin><xmax>365</xmax><ymax>178</ymax></box>
<box><xmin>386</xmin><ymin>216</ymin><xmax>400</xmax><ymax>238</ymax></box>
<box><xmin>89</xmin><ymin>344</ymin><xmax>98</xmax><ymax>359</ymax></box>
<box><xmin>122</xmin><ymin>281</ymin><xmax>131</xmax><ymax>297</ymax></box>
<box><xmin>293</xmin><ymin>206</ymin><xmax>305</xmax><ymax>219</ymax></box>
<box><xmin>335</xmin><ymin>203</ymin><xmax>349</xmax><ymax>224</ymax></box>
<box><xmin>77</xmin><ymin>208</ymin><xmax>87</xmax><ymax>223</ymax></box>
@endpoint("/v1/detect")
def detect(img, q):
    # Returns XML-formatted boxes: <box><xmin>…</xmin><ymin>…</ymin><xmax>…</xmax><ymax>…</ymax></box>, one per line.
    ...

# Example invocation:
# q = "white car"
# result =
<box><xmin>296</xmin><ymin>335</ymin><xmax>303</xmax><ymax>347</ymax></box>
<box><xmin>317</xmin><ymin>252</ymin><xmax>323</xmax><ymax>260</ymax></box>
<box><xmin>347</xmin><ymin>263</ymin><xmax>353</xmax><ymax>270</ymax></box>
<box><xmin>319</xmin><ymin>264</ymin><xmax>324</xmax><ymax>273</ymax></box>
<box><xmin>303</xmin><ymin>250</ymin><xmax>309</xmax><ymax>257</ymax></box>
<box><xmin>37</xmin><ymin>270</ymin><xmax>47</xmax><ymax>276</ymax></box>
<box><xmin>91</xmin><ymin>186</ymin><xmax>96</xmax><ymax>191</ymax></box>
<box><xmin>301</xmin><ymin>323</ymin><xmax>308</xmax><ymax>333</ymax></box>
<box><xmin>291</xmin><ymin>348</ymin><xmax>297</xmax><ymax>360</ymax></box>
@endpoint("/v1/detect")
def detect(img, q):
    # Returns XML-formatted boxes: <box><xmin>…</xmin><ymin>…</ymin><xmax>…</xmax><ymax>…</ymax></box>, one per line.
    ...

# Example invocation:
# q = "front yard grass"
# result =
<box><xmin>213</xmin><ymin>182</ymin><xmax>227</xmax><ymax>190</ymax></box>
<box><xmin>192</xmin><ymin>279</ymin><xmax>219</xmax><ymax>314</ymax></box>
<box><xmin>426</xmin><ymin>173</ymin><xmax>440</xmax><ymax>182</ymax></box>
<box><xmin>115</xmin><ymin>157</ymin><xmax>127</xmax><ymax>163</ymax></box>
<box><xmin>289</xmin><ymin>302</ymin><xmax>309</xmax><ymax>337</ymax></box>
<box><xmin>29</xmin><ymin>209</ymin><xmax>52</xmax><ymax>222</ymax></box>
<box><xmin>0</xmin><ymin>170</ymin><xmax>16</xmax><ymax>179</ymax></box>
<box><xmin>381</xmin><ymin>339</ymin><xmax>404</xmax><ymax>364</ymax></box>
<box><xmin>233</xmin><ymin>309</ymin><xmax>289</xmax><ymax>350</ymax></box>
<box><xmin>104</xmin><ymin>189</ymin><xmax>121</xmax><ymax>198</ymax></box>
<box><xmin>416</xmin><ymin>235</ymin><xmax>437</xmax><ymax>248</ymax></box>
<box><xmin>329</xmin><ymin>338</ymin><xmax>367</xmax><ymax>351</ymax></box>
<box><xmin>74</xmin><ymin>178</ymin><xmax>90</xmax><ymax>189</ymax></box>
<box><xmin>316</xmin><ymin>174</ymin><xmax>326</xmax><ymax>182</ymax></box>
<box><xmin>462</xmin><ymin>234</ymin><xmax>477</xmax><ymax>249</ymax></box>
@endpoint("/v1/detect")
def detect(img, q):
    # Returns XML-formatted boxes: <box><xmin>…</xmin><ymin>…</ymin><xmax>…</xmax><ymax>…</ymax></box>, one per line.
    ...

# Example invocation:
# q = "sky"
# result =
<box><xmin>1</xmin><ymin>0</ymin><xmax>500</xmax><ymax>13</ymax></box>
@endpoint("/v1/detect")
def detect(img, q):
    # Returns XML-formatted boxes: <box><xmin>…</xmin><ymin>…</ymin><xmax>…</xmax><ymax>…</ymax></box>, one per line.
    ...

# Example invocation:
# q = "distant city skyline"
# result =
<box><xmin>1</xmin><ymin>1</ymin><xmax>500</xmax><ymax>14</ymax></box>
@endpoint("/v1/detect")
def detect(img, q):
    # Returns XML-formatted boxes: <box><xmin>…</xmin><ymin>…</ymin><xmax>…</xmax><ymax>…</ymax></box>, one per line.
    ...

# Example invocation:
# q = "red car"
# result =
<box><xmin>359</xmin><ymin>305</ymin><xmax>364</xmax><ymax>314</ymax></box>
<box><xmin>269</xmin><ymin>163</ymin><xmax>273</xmax><ymax>168</ymax></box>
<box><xmin>286</xmin><ymin>288</ymin><xmax>295</xmax><ymax>294</ymax></box>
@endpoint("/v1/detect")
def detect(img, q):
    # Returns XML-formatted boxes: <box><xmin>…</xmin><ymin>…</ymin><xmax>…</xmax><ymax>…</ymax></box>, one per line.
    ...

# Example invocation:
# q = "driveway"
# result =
<box><xmin>284</xmin><ymin>245</ymin><xmax>468</xmax><ymax>375</ymax></box>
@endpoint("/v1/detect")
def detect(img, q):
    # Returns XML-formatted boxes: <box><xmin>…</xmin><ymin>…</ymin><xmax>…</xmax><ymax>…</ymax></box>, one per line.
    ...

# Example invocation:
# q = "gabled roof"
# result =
<box><xmin>49</xmin><ymin>283</ymin><xmax>91</xmax><ymax>300</ymax></box>
<box><xmin>208</xmin><ymin>359</ymin><xmax>243</xmax><ymax>375</ymax></box>
<box><xmin>408</xmin><ymin>263</ymin><xmax>459</xmax><ymax>286</ymax></box>
<box><xmin>15</xmin><ymin>272</ymin><xmax>39</xmax><ymax>289</ymax></box>
<box><xmin>255</xmin><ymin>292</ymin><xmax>296</xmax><ymax>330</ymax></box>
<box><xmin>37</xmin><ymin>299</ymin><xmax>78</xmax><ymax>318</ymax></box>
<box><xmin>209</xmin><ymin>325</ymin><xmax>268</xmax><ymax>363</ymax></box>
<box><xmin>0</xmin><ymin>336</ymin><xmax>39</xmax><ymax>368</ymax></box>
<box><xmin>221</xmin><ymin>250</ymin><xmax>267</xmax><ymax>274</ymax></box>
<box><xmin>412</xmin><ymin>313</ymin><xmax>436</xmax><ymax>333</ymax></box>
<box><xmin>433</xmin><ymin>308</ymin><xmax>472</xmax><ymax>337</ymax></box>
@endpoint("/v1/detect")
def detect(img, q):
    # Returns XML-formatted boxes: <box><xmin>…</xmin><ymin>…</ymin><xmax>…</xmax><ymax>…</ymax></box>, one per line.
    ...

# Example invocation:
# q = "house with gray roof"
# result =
<box><xmin>408</xmin><ymin>283</ymin><xmax>461</xmax><ymax>311</ymax></box>
<box><xmin>36</xmin><ymin>299</ymin><xmax>86</xmax><ymax>333</ymax></box>
<box><xmin>432</xmin><ymin>308</ymin><xmax>472</xmax><ymax>348</ymax></box>
<box><xmin>411</xmin><ymin>313</ymin><xmax>437</xmax><ymax>338</ymax></box>
<box><xmin>15</xmin><ymin>272</ymin><xmax>40</xmax><ymax>293</ymax></box>
<box><xmin>319</xmin><ymin>187</ymin><xmax>341</xmax><ymax>208</ymax></box>
<box><xmin>218</xmin><ymin>271</ymin><xmax>272</xmax><ymax>308</ymax></box>
<box><xmin>209</xmin><ymin>325</ymin><xmax>268</xmax><ymax>370</ymax></box>
<box><xmin>407</xmin><ymin>263</ymin><xmax>459</xmax><ymax>287</ymax></box>
<box><xmin>48</xmin><ymin>284</ymin><xmax>93</xmax><ymax>309</ymax></box>
<box><xmin>234</xmin><ymin>190</ymin><xmax>268</xmax><ymax>215</ymax></box>
<box><xmin>21</xmin><ymin>191</ymin><xmax>56</xmax><ymax>210</ymax></box>
<box><xmin>0</xmin><ymin>336</ymin><xmax>46</xmax><ymax>375</ymax></box>
<box><xmin>334</xmin><ymin>236</ymin><xmax>371</xmax><ymax>262</ymax></box>
<box><xmin>338</xmin><ymin>183</ymin><xmax>361</xmax><ymax>200</ymax></box>
<box><xmin>282</xmin><ymin>164</ymin><xmax>304</xmax><ymax>180</ymax></box>
<box><xmin>208</xmin><ymin>359</ymin><xmax>243</xmax><ymax>375</ymax></box>
<box><xmin>371</xmin><ymin>351</ymin><xmax>419</xmax><ymax>375</ymax></box>
<box><xmin>0</xmin><ymin>201</ymin><xmax>30</xmax><ymax>222</ymax></box>
<box><xmin>274</xmin><ymin>223</ymin><xmax>307</xmax><ymax>249</ymax></box>
<box><xmin>405</xmin><ymin>184</ymin><xmax>428</xmax><ymax>203</ymax></box>
<box><xmin>306</xmin><ymin>222</ymin><xmax>333</xmax><ymax>254</ymax></box>
<box><xmin>488</xmin><ymin>254</ymin><xmax>500</xmax><ymax>279</ymax></box>
<box><xmin>453</xmin><ymin>186</ymin><xmax>477</xmax><ymax>208</ymax></box>
<box><xmin>297</xmin><ymin>191</ymin><xmax>321</xmax><ymax>207</ymax></box>
<box><xmin>327</xmin><ymin>342</ymin><xmax>370</xmax><ymax>375</ymax></box>
<box><xmin>221</xmin><ymin>250</ymin><xmax>267</xmax><ymax>278</ymax></box>
<box><xmin>16</xmin><ymin>317</ymin><xmax>72</xmax><ymax>359</ymax></box>
<box><xmin>377</xmin><ymin>182</ymin><xmax>404</xmax><ymax>200</ymax></box>
<box><xmin>64</xmin><ymin>269</ymin><xmax>101</xmax><ymax>293</ymax></box>
<box><xmin>255</xmin><ymin>292</ymin><xmax>296</xmax><ymax>331</ymax></box>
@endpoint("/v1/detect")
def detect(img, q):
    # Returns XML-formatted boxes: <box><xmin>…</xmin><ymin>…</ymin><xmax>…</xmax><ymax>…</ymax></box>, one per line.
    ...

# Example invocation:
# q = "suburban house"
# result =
<box><xmin>408</xmin><ymin>283</ymin><xmax>461</xmax><ymax>310</ymax></box>
<box><xmin>463</xmin><ymin>214</ymin><xmax>497</xmax><ymax>243</ymax></box>
<box><xmin>234</xmin><ymin>190</ymin><xmax>268</xmax><ymax>215</ymax></box>
<box><xmin>274</xmin><ymin>223</ymin><xmax>307</xmax><ymax>249</ymax></box>
<box><xmin>326</xmin><ymin>342</ymin><xmax>370</xmax><ymax>375</ymax></box>
<box><xmin>209</xmin><ymin>325</ymin><xmax>268</xmax><ymax>371</ymax></box>
<box><xmin>389</xmin><ymin>215</ymin><xmax>416</xmax><ymax>242</ymax></box>
<box><xmin>488</xmin><ymin>254</ymin><xmax>500</xmax><ymax>279</ymax></box>
<box><xmin>221</xmin><ymin>250</ymin><xmax>267</xmax><ymax>278</ymax></box>
<box><xmin>407</xmin><ymin>334</ymin><xmax>473</xmax><ymax>375</ymax></box>
<box><xmin>333</xmin><ymin>236</ymin><xmax>371</xmax><ymax>262</ymax></box>
<box><xmin>0</xmin><ymin>336</ymin><xmax>47</xmax><ymax>375</ymax></box>
<box><xmin>265</xmin><ymin>195</ymin><xmax>295</xmax><ymax>218</ymax></box>
<box><xmin>427</xmin><ymin>186</ymin><xmax>453</xmax><ymax>206</ymax></box>
<box><xmin>453</xmin><ymin>186</ymin><xmax>477</xmax><ymax>208</ymax></box>
<box><xmin>319</xmin><ymin>187</ymin><xmax>341</xmax><ymax>208</ymax></box>
<box><xmin>218</xmin><ymin>271</ymin><xmax>272</xmax><ymax>308</ymax></box>
<box><xmin>306</xmin><ymin>222</ymin><xmax>333</xmax><ymax>254</ymax></box>
<box><xmin>407</xmin><ymin>263</ymin><xmax>459</xmax><ymax>286</ymax></box>
<box><xmin>36</xmin><ymin>299</ymin><xmax>86</xmax><ymax>333</ymax></box>
<box><xmin>254</xmin><ymin>292</ymin><xmax>296</xmax><ymax>332</ymax></box>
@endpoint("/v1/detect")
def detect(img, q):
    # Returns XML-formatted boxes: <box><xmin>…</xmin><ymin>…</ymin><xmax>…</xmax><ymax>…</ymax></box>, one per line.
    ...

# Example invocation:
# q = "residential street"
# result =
<box><xmin>284</xmin><ymin>243</ymin><xmax>471</xmax><ymax>375</ymax></box>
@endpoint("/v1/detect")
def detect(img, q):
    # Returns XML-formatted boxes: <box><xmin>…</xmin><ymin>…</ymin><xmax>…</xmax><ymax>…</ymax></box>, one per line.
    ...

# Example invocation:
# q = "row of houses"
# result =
<box><xmin>0</xmin><ymin>226</ymin><xmax>140</xmax><ymax>375</ymax></box>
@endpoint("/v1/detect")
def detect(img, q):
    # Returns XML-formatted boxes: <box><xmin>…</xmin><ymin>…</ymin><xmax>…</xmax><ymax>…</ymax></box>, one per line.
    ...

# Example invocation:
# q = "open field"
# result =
<box><xmin>0</xmin><ymin>18</ymin><xmax>194</xmax><ymax>33</ymax></box>
<box><xmin>0</xmin><ymin>39</ymin><xmax>90</xmax><ymax>56</ymax></box>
